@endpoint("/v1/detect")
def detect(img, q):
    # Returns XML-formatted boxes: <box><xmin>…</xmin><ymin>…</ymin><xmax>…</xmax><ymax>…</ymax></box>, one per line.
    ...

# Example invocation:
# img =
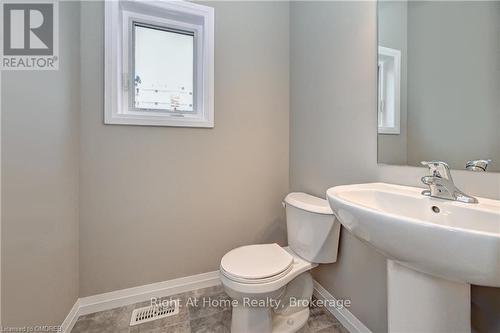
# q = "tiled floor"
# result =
<box><xmin>71</xmin><ymin>285</ymin><xmax>349</xmax><ymax>333</ymax></box>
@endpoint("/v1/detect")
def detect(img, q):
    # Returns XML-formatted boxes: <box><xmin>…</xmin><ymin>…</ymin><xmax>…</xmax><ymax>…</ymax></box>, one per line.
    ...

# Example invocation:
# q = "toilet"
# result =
<box><xmin>219</xmin><ymin>192</ymin><xmax>341</xmax><ymax>333</ymax></box>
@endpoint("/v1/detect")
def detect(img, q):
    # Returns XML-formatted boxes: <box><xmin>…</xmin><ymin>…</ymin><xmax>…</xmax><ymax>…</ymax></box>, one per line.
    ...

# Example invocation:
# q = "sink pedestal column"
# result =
<box><xmin>387</xmin><ymin>260</ymin><xmax>471</xmax><ymax>333</ymax></box>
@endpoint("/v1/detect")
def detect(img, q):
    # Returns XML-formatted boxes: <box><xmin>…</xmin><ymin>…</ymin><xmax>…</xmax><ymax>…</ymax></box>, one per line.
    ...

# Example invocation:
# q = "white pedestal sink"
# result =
<box><xmin>326</xmin><ymin>183</ymin><xmax>500</xmax><ymax>333</ymax></box>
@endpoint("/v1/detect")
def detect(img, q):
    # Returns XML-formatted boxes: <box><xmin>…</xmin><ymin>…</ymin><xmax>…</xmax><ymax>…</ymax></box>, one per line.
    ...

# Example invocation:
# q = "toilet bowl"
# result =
<box><xmin>219</xmin><ymin>193</ymin><xmax>341</xmax><ymax>333</ymax></box>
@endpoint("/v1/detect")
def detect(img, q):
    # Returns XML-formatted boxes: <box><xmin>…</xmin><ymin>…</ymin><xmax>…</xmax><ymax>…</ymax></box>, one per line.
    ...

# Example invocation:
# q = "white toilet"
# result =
<box><xmin>219</xmin><ymin>192</ymin><xmax>341</xmax><ymax>333</ymax></box>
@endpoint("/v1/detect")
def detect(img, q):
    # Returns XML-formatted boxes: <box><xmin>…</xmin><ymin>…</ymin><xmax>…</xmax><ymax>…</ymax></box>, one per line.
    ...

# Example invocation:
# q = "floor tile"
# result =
<box><xmin>189</xmin><ymin>309</ymin><xmax>231</xmax><ymax>333</ymax></box>
<box><xmin>187</xmin><ymin>288</ymin><xmax>232</xmax><ymax>320</ymax></box>
<box><xmin>72</xmin><ymin>305</ymin><xmax>134</xmax><ymax>333</ymax></box>
<box><xmin>316</xmin><ymin>325</ymin><xmax>349</xmax><ymax>333</ymax></box>
<box><xmin>71</xmin><ymin>286</ymin><xmax>348</xmax><ymax>333</ymax></box>
<box><xmin>130</xmin><ymin>321</ymin><xmax>191</xmax><ymax>333</ymax></box>
<box><xmin>296</xmin><ymin>305</ymin><xmax>343</xmax><ymax>333</ymax></box>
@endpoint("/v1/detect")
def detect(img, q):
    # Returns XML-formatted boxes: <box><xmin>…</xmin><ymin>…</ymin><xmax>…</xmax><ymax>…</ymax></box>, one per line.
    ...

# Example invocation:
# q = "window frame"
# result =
<box><xmin>105</xmin><ymin>0</ymin><xmax>214</xmax><ymax>128</ymax></box>
<box><xmin>377</xmin><ymin>46</ymin><xmax>401</xmax><ymax>135</ymax></box>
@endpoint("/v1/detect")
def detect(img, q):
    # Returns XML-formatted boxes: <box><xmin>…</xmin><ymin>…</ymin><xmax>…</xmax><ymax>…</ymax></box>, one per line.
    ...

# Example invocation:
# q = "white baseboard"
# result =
<box><xmin>78</xmin><ymin>271</ymin><xmax>220</xmax><ymax>316</ymax></box>
<box><xmin>60</xmin><ymin>299</ymin><xmax>80</xmax><ymax>333</ymax></box>
<box><xmin>313</xmin><ymin>280</ymin><xmax>372</xmax><ymax>333</ymax></box>
<box><xmin>61</xmin><ymin>271</ymin><xmax>220</xmax><ymax>333</ymax></box>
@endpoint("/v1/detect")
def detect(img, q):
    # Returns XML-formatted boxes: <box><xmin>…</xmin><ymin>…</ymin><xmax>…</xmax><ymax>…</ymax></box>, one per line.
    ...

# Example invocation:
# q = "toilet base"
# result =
<box><xmin>231</xmin><ymin>306</ymin><xmax>309</xmax><ymax>333</ymax></box>
<box><xmin>272</xmin><ymin>307</ymin><xmax>310</xmax><ymax>333</ymax></box>
<box><xmin>228</xmin><ymin>272</ymin><xmax>313</xmax><ymax>333</ymax></box>
<box><xmin>231</xmin><ymin>306</ymin><xmax>273</xmax><ymax>333</ymax></box>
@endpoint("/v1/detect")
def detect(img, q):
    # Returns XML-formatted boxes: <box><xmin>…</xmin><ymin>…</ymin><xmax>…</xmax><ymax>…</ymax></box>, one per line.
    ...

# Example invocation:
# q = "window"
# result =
<box><xmin>378</xmin><ymin>46</ymin><xmax>401</xmax><ymax>134</ymax></box>
<box><xmin>133</xmin><ymin>23</ymin><xmax>194</xmax><ymax>112</ymax></box>
<box><xmin>105</xmin><ymin>0</ymin><xmax>214</xmax><ymax>127</ymax></box>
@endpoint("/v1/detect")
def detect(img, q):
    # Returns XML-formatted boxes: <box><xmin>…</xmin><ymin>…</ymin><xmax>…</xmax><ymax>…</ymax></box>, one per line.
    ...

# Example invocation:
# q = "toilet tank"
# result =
<box><xmin>284</xmin><ymin>192</ymin><xmax>341</xmax><ymax>263</ymax></box>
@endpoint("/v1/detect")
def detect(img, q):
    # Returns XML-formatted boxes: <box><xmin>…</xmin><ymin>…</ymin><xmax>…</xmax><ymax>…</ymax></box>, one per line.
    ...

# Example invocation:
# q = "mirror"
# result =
<box><xmin>377</xmin><ymin>1</ymin><xmax>500</xmax><ymax>172</ymax></box>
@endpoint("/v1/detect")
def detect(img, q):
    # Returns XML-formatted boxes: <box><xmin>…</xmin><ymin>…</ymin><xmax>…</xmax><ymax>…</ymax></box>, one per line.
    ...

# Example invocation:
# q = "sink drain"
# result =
<box><xmin>431</xmin><ymin>206</ymin><xmax>440</xmax><ymax>213</ymax></box>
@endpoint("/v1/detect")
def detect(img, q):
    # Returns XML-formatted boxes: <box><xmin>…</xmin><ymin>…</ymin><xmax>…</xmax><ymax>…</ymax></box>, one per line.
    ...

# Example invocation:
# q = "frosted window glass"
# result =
<box><xmin>133</xmin><ymin>24</ymin><xmax>194</xmax><ymax>112</ymax></box>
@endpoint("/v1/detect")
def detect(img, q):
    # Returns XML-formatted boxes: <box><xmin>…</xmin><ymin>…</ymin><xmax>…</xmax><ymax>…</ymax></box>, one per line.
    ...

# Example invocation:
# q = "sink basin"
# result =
<box><xmin>326</xmin><ymin>182</ymin><xmax>500</xmax><ymax>287</ymax></box>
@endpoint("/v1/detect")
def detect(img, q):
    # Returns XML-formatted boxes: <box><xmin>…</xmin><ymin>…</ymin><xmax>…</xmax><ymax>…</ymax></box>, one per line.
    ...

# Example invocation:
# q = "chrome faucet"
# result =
<box><xmin>465</xmin><ymin>159</ymin><xmax>491</xmax><ymax>172</ymax></box>
<box><xmin>421</xmin><ymin>161</ymin><xmax>478</xmax><ymax>204</ymax></box>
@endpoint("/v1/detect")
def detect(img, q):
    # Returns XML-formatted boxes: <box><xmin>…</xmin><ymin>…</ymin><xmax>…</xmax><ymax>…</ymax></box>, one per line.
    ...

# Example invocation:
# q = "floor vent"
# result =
<box><xmin>130</xmin><ymin>299</ymin><xmax>180</xmax><ymax>326</ymax></box>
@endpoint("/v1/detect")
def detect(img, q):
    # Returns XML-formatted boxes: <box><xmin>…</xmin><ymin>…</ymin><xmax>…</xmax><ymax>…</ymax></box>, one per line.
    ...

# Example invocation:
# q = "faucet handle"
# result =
<box><xmin>421</xmin><ymin>161</ymin><xmax>452</xmax><ymax>180</ymax></box>
<box><xmin>465</xmin><ymin>159</ymin><xmax>491</xmax><ymax>172</ymax></box>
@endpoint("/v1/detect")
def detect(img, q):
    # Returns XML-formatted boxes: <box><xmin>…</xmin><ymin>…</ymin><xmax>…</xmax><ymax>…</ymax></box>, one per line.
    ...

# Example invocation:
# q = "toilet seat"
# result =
<box><xmin>220</xmin><ymin>244</ymin><xmax>294</xmax><ymax>283</ymax></box>
<box><xmin>220</xmin><ymin>246</ymin><xmax>317</xmax><ymax>294</ymax></box>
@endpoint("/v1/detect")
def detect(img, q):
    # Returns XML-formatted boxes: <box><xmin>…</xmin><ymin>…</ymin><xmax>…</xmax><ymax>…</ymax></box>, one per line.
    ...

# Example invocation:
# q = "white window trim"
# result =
<box><xmin>378</xmin><ymin>46</ymin><xmax>401</xmax><ymax>135</ymax></box>
<box><xmin>105</xmin><ymin>0</ymin><xmax>214</xmax><ymax>128</ymax></box>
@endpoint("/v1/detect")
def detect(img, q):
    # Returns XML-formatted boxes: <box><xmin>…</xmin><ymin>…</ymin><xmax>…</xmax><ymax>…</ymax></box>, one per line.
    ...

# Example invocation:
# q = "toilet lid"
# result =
<box><xmin>220</xmin><ymin>244</ymin><xmax>294</xmax><ymax>280</ymax></box>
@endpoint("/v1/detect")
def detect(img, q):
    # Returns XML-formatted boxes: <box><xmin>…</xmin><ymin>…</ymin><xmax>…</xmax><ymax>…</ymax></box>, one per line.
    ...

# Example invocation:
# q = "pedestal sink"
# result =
<box><xmin>326</xmin><ymin>183</ymin><xmax>500</xmax><ymax>333</ymax></box>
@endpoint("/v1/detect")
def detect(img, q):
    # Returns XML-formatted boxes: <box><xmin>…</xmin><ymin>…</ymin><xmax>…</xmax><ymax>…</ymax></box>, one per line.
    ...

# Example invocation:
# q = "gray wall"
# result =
<box><xmin>290</xmin><ymin>2</ymin><xmax>386</xmax><ymax>332</ymax></box>
<box><xmin>79</xmin><ymin>1</ymin><xmax>290</xmax><ymax>296</ymax></box>
<box><xmin>290</xmin><ymin>1</ymin><xmax>500</xmax><ymax>332</ymax></box>
<box><xmin>1</xmin><ymin>2</ymin><xmax>80</xmax><ymax>327</ymax></box>
<box><xmin>377</xmin><ymin>0</ymin><xmax>408</xmax><ymax>165</ymax></box>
